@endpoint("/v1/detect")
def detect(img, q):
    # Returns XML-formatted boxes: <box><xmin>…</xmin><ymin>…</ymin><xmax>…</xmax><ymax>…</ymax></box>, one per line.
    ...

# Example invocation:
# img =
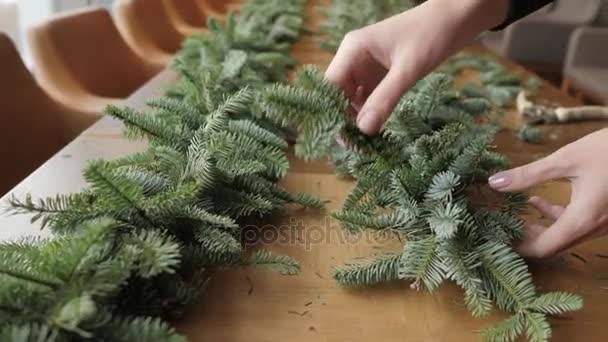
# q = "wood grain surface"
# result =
<box><xmin>2</xmin><ymin>1</ymin><xmax>607</xmax><ymax>341</ymax></box>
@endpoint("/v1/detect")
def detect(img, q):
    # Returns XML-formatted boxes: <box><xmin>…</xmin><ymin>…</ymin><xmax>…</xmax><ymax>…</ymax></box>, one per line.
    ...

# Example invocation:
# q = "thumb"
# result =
<box><xmin>488</xmin><ymin>154</ymin><xmax>569</xmax><ymax>192</ymax></box>
<box><xmin>357</xmin><ymin>65</ymin><xmax>416</xmax><ymax>135</ymax></box>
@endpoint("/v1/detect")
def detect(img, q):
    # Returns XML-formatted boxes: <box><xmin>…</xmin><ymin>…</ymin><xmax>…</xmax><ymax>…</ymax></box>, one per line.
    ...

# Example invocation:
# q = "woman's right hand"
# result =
<box><xmin>324</xmin><ymin>0</ymin><xmax>509</xmax><ymax>135</ymax></box>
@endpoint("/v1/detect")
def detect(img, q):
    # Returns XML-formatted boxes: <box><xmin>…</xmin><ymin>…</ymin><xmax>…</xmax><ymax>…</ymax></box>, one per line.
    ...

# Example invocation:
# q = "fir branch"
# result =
<box><xmin>425</xmin><ymin>171</ymin><xmax>461</xmax><ymax>201</ymax></box>
<box><xmin>195</xmin><ymin>227</ymin><xmax>242</xmax><ymax>255</ymax></box>
<box><xmin>6</xmin><ymin>193</ymin><xmax>94</xmax><ymax>230</ymax></box>
<box><xmin>524</xmin><ymin>292</ymin><xmax>583</xmax><ymax>316</ymax></box>
<box><xmin>292</xmin><ymin>193</ymin><xmax>325</xmax><ymax>209</ymax></box>
<box><xmin>246</xmin><ymin>250</ymin><xmax>300</xmax><ymax>275</ymax></box>
<box><xmin>480</xmin><ymin>313</ymin><xmax>525</xmax><ymax>342</ymax></box>
<box><xmin>398</xmin><ymin>237</ymin><xmax>444</xmax><ymax>291</ymax></box>
<box><xmin>426</xmin><ymin>202</ymin><xmax>465</xmax><ymax>241</ymax></box>
<box><xmin>523</xmin><ymin>312</ymin><xmax>551</xmax><ymax>342</ymax></box>
<box><xmin>440</xmin><ymin>242</ymin><xmax>492</xmax><ymax>317</ymax></box>
<box><xmin>478</xmin><ymin>242</ymin><xmax>536</xmax><ymax>311</ymax></box>
<box><xmin>0</xmin><ymin>323</ymin><xmax>59</xmax><ymax>342</ymax></box>
<box><xmin>105</xmin><ymin>105</ymin><xmax>185</xmax><ymax>146</ymax></box>
<box><xmin>0</xmin><ymin>264</ymin><xmax>61</xmax><ymax>289</ymax></box>
<box><xmin>101</xmin><ymin>316</ymin><xmax>186</xmax><ymax>342</ymax></box>
<box><xmin>127</xmin><ymin>230</ymin><xmax>182</xmax><ymax>278</ymax></box>
<box><xmin>518</xmin><ymin>125</ymin><xmax>542</xmax><ymax>144</ymax></box>
<box><xmin>333</xmin><ymin>253</ymin><xmax>402</xmax><ymax>287</ymax></box>
<box><xmin>51</xmin><ymin>295</ymin><xmax>97</xmax><ymax>338</ymax></box>
<box><xmin>83</xmin><ymin>160</ymin><xmax>155</xmax><ymax>228</ymax></box>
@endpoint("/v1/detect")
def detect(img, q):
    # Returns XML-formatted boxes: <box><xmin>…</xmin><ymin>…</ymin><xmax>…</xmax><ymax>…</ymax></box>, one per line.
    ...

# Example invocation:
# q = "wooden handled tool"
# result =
<box><xmin>516</xmin><ymin>91</ymin><xmax>608</xmax><ymax>124</ymax></box>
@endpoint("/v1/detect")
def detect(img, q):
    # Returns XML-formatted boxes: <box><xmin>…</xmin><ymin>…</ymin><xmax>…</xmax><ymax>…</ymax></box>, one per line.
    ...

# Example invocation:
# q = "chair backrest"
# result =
<box><xmin>549</xmin><ymin>0</ymin><xmax>602</xmax><ymax>24</ymax></box>
<box><xmin>114</xmin><ymin>0</ymin><xmax>184</xmax><ymax>54</ymax></box>
<box><xmin>0</xmin><ymin>1</ymin><xmax>19</xmax><ymax>49</ymax></box>
<box><xmin>0</xmin><ymin>33</ymin><xmax>96</xmax><ymax>195</ymax></box>
<box><xmin>566</xmin><ymin>27</ymin><xmax>608</xmax><ymax>68</ymax></box>
<box><xmin>595</xmin><ymin>0</ymin><xmax>608</xmax><ymax>25</ymax></box>
<box><xmin>165</xmin><ymin>0</ymin><xmax>206</xmax><ymax>26</ymax></box>
<box><xmin>195</xmin><ymin>0</ymin><xmax>228</xmax><ymax>17</ymax></box>
<box><xmin>28</xmin><ymin>7</ymin><xmax>157</xmax><ymax>102</ymax></box>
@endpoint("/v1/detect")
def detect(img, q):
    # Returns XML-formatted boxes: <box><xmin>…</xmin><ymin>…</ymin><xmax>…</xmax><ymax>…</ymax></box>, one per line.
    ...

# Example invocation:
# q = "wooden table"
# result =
<box><xmin>3</xmin><ymin>2</ymin><xmax>608</xmax><ymax>341</ymax></box>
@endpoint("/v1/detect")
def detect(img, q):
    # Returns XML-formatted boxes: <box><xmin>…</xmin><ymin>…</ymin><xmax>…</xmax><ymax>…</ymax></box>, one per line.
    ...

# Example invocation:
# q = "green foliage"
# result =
<box><xmin>2</xmin><ymin>0</ymin><xmax>316</xmax><ymax>340</ymax></box>
<box><xmin>440</xmin><ymin>53</ymin><xmax>542</xmax><ymax>113</ymax></box>
<box><xmin>0</xmin><ymin>0</ymin><xmax>581</xmax><ymax>341</ymax></box>
<box><xmin>518</xmin><ymin>124</ymin><xmax>542</xmax><ymax>144</ymax></box>
<box><xmin>332</xmin><ymin>253</ymin><xmax>401</xmax><ymax>286</ymax></box>
<box><xmin>300</xmin><ymin>5</ymin><xmax>580</xmax><ymax>341</ymax></box>
<box><xmin>398</xmin><ymin>237</ymin><xmax>444</xmax><ymax>291</ymax></box>
<box><xmin>263</xmin><ymin>64</ymin><xmax>582</xmax><ymax>341</ymax></box>
<box><xmin>318</xmin><ymin>0</ymin><xmax>422</xmax><ymax>51</ymax></box>
<box><xmin>246</xmin><ymin>250</ymin><xmax>301</xmax><ymax>275</ymax></box>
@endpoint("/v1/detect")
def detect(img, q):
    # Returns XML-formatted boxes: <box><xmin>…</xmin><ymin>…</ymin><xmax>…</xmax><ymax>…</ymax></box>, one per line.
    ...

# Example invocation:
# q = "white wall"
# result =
<box><xmin>55</xmin><ymin>0</ymin><xmax>114</xmax><ymax>11</ymax></box>
<box><xmin>10</xmin><ymin>0</ymin><xmax>114</xmax><ymax>67</ymax></box>
<box><xmin>15</xmin><ymin>0</ymin><xmax>54</xmax><ymax>65</ymax></box>
<box><xmin>0</xmin><ymin>1</ymin><xmax>20</xmax><ymax>49</ymax></box>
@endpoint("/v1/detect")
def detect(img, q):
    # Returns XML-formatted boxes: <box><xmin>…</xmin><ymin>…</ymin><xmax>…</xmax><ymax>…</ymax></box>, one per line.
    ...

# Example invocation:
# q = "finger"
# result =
<box><xmin>357</xmin><ymin>64</ymin><xmax>416</xmax><ymax>135</ymax></box>
<box><xmin>562</xmin><ymin>226</ymin><xmax>605</xmax><ymax>253</ymax></box>
<box><xmin>514</xmin><ymin>223</ymin><xmax>545</xmax><ymax>256</ymax></box>
<box><xmin>524</xmin><ymin>222</ymin><xmax>546</xmax><ymax>237</ymax></box>
<box><xmin>325</xmin><ymin>66</ymin><xmax>357</xmax><ymax>102</ymax></box>
<box><xmin>347</xmin><ymin>85</ymin><xmax>365</xmax><ymax>116</ymax></box>
<box><xmin>488</xmin><ymin>153</ymin><xmax>570</xmax><ymax>192</ymax></box>
<box><xmin>517</xmin><ymin>202</ymin><xmax>590</xmax><ymax>258</ymax></box>
<box><xmin>325</xmin><ymin>42</ymin><xmax>360</xmax><ymax>100</ymax></box>
<box><xmin>571</xmin><ymin>224</ymin><xmax>608</xmax><ymax>248</ymax></box>
<box><xmin>528</xmin><ymin>196</ymin><xmax>565</xmax><ymax>220</ymax></box>
<box><xmin>559</xmin><ymin>182</ymin><xmax>608</xmax><ymax>250</ymax></box>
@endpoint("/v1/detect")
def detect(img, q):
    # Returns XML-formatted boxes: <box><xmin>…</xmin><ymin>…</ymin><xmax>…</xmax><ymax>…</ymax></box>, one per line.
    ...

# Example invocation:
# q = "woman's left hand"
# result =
<box><xmin>489</xmin><ymin>128</ymin><xmax>608</xmax><ymax>258</ymax></box>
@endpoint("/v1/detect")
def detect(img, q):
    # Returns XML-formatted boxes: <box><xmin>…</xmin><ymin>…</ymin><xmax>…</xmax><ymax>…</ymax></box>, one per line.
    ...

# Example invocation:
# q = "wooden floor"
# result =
<box><xmin>2</xmin><ymin>1</ymin><xmax>608</xmax><ymax>341</ymax></box>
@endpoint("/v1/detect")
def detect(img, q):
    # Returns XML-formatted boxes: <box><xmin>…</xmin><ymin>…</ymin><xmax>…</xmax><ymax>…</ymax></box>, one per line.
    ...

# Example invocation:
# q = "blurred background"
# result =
<box><xmin>0</xmin><ymin>0</ymin><xmax>113</xmax><ymax>66</ymax></box>
<box><xmin>1</xmin><ymin>0</ymin><xmax>607</xmax><ymax>106</ymax></box>
<box><xmin>479</xmin><ymin>0</ymin><xmax>608</xmax><ymax>89</ymax></box>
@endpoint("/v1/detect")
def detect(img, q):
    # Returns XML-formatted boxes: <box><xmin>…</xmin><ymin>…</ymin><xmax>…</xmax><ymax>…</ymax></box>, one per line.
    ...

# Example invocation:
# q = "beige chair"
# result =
<box><xmin>481</xmin><ymin>3</ymin><xmax>555</xmax><ymax>55</ymax></box>
<box><xmin>195</xmin><ymin>0</ymin><xmax>239</xmax><ymax>17</ymax></box>
<box><xmin>562</xmin><ymin>27</ymin><xmax>608</xmax><ymax>104</ymax></box>
<box><xmin>114</xmin><ymin>0</ymin><xmax>186</xmax><ymax>67</ymax></box>
<box><xmin>163</xmin><ymin>0</ymin><xmax>208</xmax><ymax>35</ymax></box>
<box><xmin>483</xmin><ymin>0</ymin><xmax>603</xmax><ymax>66</ymax></box>
<box><xmin>595</xmin><ymin>0</ymin><xmax>608</xmax><ymax>26</ymax></box>
<box><xmin>27</xmin><ymin>7</ymin><xmax>160</xmax><ymax>116</ymax></box>
<box><xmin>0</xmin><ymin>33</ymin><xmax>98</xmax><ymax>195</ymax></box>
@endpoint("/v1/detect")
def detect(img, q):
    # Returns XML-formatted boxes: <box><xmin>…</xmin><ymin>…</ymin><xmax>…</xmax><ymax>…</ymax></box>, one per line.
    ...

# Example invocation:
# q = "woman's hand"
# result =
<box><xmin>489</xmin><ymin>128</ymin><xmax>608</xmax><ymax>258</ymax></box>
<box><xmin>324</xmin><ymin>0</ymin><xmax>509</xmax><ymax>135</ymax></box>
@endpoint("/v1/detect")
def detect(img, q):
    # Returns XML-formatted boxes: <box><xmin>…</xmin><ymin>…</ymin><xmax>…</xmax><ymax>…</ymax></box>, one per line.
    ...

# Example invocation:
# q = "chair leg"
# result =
<box><xmin>561</xmin><ymin>78</ymin><xmax>572</xmax><ymax>93</ymax></box>
<box><xmin>561</xmin><ymin>78</ymin><xmax>584</xmax><ymax>102</ymax></box>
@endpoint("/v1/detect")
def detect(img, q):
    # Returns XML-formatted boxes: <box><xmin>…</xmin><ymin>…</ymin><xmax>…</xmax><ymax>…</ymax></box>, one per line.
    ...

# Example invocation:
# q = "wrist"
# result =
<box><xmin>423</xmin><ymin>0</ymin><xmax>510</xmax><ymax>35</ymax></box>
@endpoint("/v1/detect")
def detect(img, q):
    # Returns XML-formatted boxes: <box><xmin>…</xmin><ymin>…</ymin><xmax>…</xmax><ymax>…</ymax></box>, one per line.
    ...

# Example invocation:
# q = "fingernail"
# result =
<box><xmin>357</xmin><ymin>110</ymin><xmax>379</xmax><ymax>135</ymax></box>
<box><xmin>488</xmin><ymin>172</ymin><xmax>511</xmax><ymax>189</ymax></box>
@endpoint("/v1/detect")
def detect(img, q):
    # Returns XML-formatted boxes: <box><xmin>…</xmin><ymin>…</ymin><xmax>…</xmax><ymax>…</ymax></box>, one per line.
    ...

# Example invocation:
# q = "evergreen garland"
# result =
<box><xmin>318</xmin><ymin>0</ymin><xmax>422</xmax><ymax>51</ymax></box>
<box><xmin>1</xmin><ymin>1</ymin><xmax>315</xmax><ymax>340</ymax></box>
<box><xmin>287</xmin><ymin>2</ymin><xmax>579</xmax><ymax>340</ymax></box>
<box><xmin>262</xmin><ymin>62</ymin><xmax>582</xmax><ymax>342</ymax></box>
<box><xmin>0</xmin><ymin>0</ymin><xmax>583</xmax><ymax>341</ymax></box>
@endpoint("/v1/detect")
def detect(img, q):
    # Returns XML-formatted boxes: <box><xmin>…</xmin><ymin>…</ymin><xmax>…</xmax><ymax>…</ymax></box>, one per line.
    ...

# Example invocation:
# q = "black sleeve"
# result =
<box><xmin>491</xmin><ymin>0</ymin><xmax>555</xmax><ymax>31</ymax></box>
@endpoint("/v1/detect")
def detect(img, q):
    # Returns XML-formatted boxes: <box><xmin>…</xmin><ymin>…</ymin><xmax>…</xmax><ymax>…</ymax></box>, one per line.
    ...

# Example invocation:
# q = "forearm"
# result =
<box><xmin>492</xmin><ymin>0</ymin><xmax>555</xmax><ymax>30</ymax></box>
<box><xmin>380</xmin><ymin>0</ymin><xmax>509</xmax><ymax>69</ymax></box>
<box><xmin>417</xmin><ymin>0</ymin><xmax>510</xmax><ymax>49</ymax></box>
